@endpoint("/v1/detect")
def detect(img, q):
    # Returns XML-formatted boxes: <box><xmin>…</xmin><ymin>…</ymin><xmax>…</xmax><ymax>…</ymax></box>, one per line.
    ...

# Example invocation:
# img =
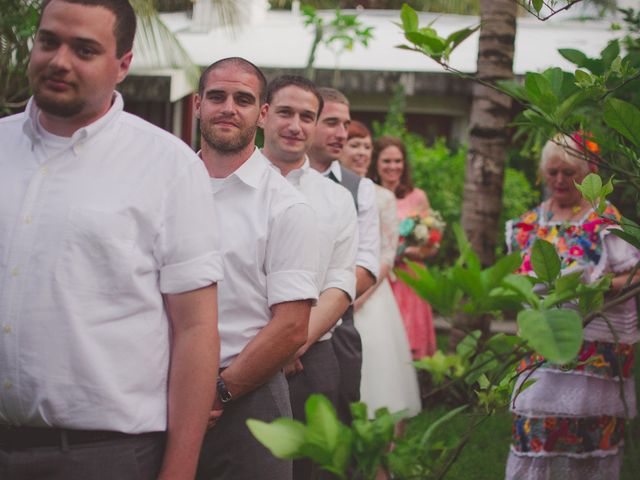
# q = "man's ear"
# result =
<box><xmin>194</xmin><ymin>94</ymin><xmax>202</xmax><ymax>120</ymax></box>
<box><xmin>115</xmin><ymin>51</ymin><xmax>133</xmax><ymax>84</ymax></box>
<box><xmin>257</xmin><ymin>103</ymin><xmax>269</xmax><ymax>128</ymax></box>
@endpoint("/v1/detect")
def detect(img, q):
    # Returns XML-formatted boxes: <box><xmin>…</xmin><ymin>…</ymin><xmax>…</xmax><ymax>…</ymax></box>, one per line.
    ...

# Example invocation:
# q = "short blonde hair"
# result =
<box><xmin>540</xmin><ymin>134</ymin><xmax>591</xmax><ymax>175</ymax></box>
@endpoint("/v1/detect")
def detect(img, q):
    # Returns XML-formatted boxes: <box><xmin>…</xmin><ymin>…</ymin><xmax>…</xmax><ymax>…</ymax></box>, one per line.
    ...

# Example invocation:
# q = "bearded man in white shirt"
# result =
<box><xmin>194</xmin><ymin>59</ymin><xmax>320</xmax><ymax>480</ymax></box>
<box><xmin>259</xmin><ymin>75</ymin><xmax>358</xmax><ymax>480</ymax></box>
<box><xmin>0</xmin><ymin>1</ymin><xmax>223</xmax><ymax>479</ymax></box>
<box><xmin>307</xmin><ymin>87</ymin><xmax>381</xmax><ymax>425</ymax></box>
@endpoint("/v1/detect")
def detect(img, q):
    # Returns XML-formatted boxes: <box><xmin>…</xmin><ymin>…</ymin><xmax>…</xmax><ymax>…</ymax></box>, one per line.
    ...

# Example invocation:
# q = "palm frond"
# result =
<box><xmin>131</xmin><ymin>0</ymin><xmax>242</xmax><ymax>88</ymax></box>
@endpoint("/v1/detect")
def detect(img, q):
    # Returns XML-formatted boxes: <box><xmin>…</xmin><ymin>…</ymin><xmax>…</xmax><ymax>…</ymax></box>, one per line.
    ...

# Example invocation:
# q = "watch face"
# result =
<box><xmin>217</xmin><ymin>377</ymin><xmax>232</xmax><ymax>403</ymax></box>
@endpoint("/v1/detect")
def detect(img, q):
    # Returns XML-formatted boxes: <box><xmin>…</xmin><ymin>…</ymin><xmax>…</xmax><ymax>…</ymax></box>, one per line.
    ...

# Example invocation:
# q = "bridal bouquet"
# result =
<box><xmin>397</xmin><ymin>209</ymin><xmax>446</xmax><ymax>256</ymax></box>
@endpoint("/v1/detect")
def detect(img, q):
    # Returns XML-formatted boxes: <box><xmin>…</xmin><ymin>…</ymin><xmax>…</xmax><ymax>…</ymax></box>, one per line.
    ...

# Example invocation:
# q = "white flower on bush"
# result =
<box><xmin>414</xmin><ymin>224</ymin><xmax>429</xmax><ymax>242</ymax></box>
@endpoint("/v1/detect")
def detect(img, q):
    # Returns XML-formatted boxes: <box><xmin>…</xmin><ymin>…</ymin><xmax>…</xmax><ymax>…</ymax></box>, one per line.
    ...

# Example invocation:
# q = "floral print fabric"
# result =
<box><xmin>512</xmin><ymin>414</ymin><xmax>625</xmax><ymax>456</ymax></box>
<box><xmin>517</xmin><ymin>340</ymin><xmax>635</xmax><ymax>381</ymax></box>
<box><xmin>509</xmin><ymin>203</ymin><xmax>620</xmax><ymax>275</ymax></box>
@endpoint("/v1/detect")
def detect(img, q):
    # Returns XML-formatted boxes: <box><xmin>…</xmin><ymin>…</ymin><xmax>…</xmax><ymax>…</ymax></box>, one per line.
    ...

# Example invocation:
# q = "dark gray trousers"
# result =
<box><xmin>288</xmin><ymin>340</ymin><xmax>340</xmax><ymax>480</ymax></box>
<box><xmin>0</xmin><ymin>431</ymin><xmax>164</xmax><ymax>480</ymax></box>
<box><xmin>196</xmin><ymin>371</ymin><xmax>292</xmax><ymax>480</ymax></box>
<box><xmin>331</xmin><ymin>307</ymin><xmax>363</xmax><ymax>425</ymax></box>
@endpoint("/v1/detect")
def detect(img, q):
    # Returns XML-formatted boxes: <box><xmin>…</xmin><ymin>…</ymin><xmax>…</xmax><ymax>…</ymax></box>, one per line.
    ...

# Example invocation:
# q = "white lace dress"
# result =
<box><xmin>354</xmin><ymin>185</ymin><xmax>421</xmax><ymax>418</ymax></box>
<box><xmin>505</xmin><ymin>204</ymin><xmax>639</xmax><ymax>480</ymax></box>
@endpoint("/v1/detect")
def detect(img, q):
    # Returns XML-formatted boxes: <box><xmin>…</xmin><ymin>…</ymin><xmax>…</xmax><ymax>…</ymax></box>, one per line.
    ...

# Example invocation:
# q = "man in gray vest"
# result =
<box><xmin>307</xmin><ymin>87</ymin><xmax>380</xmax><ymax>424</ymax></box>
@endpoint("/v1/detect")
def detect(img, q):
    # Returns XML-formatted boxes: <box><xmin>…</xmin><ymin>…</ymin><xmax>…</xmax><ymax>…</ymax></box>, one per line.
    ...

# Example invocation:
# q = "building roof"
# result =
<box><xmin>141</xmin><ymin>7</ymin><xmax>624</xmax><ymax>76</ymax></box>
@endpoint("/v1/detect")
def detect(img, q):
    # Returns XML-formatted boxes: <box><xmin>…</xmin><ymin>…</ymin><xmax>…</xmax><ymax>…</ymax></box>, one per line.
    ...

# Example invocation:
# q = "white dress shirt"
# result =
<box><xmin>0</xmin><ymin>93</ymin><xmax>223</xmax><ymax>432</ymax></box>
<box><xmin>283</xmin><ymin>160</ymin><xmax>358</xmax><ymax>340</ymax></box>
<box><xmin>212</xmin><ymin>149</ymin><xmax>319</xmax><ymax>367</ymax></box>
<box><xmin>324</xmin><ymin>160</ymin><xmax>380</xmax><ymax>280</ymax></box>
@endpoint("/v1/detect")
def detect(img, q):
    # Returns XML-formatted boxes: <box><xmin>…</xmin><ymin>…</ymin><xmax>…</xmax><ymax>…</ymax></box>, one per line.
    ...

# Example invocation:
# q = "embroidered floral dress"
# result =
<box><xmin>505</xmin><ymin>202</ymin><xmax>639</xmax><ymax>480</ymax></box>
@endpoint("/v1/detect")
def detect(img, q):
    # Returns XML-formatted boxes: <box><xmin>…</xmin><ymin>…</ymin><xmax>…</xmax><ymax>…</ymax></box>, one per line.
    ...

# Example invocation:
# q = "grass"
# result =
<box><xmin>403</xmin><ymin>333</ymin><xmax>640</xmax><ymax>479</ymax></box>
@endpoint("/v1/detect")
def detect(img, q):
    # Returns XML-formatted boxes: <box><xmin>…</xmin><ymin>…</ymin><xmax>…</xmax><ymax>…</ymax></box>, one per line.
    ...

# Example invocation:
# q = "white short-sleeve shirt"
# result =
<box><xmin>282</xmin><ymin>160</ymin><xmax>358</xmax><ymax>340</ymax></box>
<box><xmin>325</xmin><ymin>160</ymin><xmax>380</xmax><ymax>280</ymax></box>
<box><xmin>212</xmin><ymin>149</ymin><xmax>319</xmax><ymax>367</ymax></box>
<box><xmin>0</xmin><ymin>94</ymin><xmax>223</xmax><ymax>432</ymax></box>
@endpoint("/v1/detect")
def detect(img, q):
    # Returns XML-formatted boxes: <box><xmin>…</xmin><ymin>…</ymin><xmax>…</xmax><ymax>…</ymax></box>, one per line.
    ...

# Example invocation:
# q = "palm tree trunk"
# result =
<box><xmin>452</xmin><ymin>0</ymin><xmax>516</xmax><ymax>346</ymax></box>
<box><xmin>461</xmin><ymin>0</ymin><xmax>516</xmax><ymax>267</ymax></box>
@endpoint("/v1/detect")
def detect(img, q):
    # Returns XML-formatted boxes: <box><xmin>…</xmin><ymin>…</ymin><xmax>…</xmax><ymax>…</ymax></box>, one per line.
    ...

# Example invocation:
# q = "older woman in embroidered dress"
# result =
<box><xmin>505</xmin><ymin>134</ymin><xmax>639</xmax><ymax>480</ymax></box>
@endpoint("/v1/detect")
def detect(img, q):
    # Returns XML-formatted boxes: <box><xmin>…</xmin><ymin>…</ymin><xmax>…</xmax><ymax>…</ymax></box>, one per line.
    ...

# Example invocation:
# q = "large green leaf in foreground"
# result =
<box><xmin>517</xmin><ymin>308</ymin><xmax>582</xmax><ymax>364</ymax></box>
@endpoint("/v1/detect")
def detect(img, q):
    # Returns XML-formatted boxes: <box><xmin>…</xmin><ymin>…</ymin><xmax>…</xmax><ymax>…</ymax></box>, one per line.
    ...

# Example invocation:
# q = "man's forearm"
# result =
<box><xmin>355</xmin><ymin>265</ymin><xmax>376</xmax><ymax>298</ymax></box>
<box><xmin>303</xmin><ymin>288</ymin><xmax>351</xmax><ymax>352</ymax></box>
<box><xmin>160</xmin><ymin>287</ymin><xmax>219</xmax><ymax>480</ymax></box>
<box><xmin>221</xmin><ymin>300</ymin><xmax>312</xmax><ymax>400</ymax></box>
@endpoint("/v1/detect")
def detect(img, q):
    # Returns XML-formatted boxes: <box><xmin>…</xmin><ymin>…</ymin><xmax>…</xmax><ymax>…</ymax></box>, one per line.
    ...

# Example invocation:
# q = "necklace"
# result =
<box><xmin>546</xmin><ymin>198</ymin><xmax>588</xmax><ymax>223</ymax></box>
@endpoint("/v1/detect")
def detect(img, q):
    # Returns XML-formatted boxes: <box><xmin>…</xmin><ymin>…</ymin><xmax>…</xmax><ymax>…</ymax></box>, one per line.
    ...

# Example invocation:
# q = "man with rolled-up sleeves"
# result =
<box><xmin>0</xmin><ymin>1</ymin><xmax>223</xmax><ymax>479</ymax></box>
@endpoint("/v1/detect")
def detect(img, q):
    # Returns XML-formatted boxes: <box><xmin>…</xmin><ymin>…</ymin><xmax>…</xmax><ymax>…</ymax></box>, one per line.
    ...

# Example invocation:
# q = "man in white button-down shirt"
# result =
<box><xmin>259</xmin><ymin>75</ymin><xmax>358</xmax><ymax>480</ymax></box>
<box><xmin>0</xmin><ymin>1</ymin><xmax>223</xmax><ymax>479</ymax></box>
<box><xmin>308</xmin><ymin>88</ymin><xmax>381</xmax><ymax>425</ymax></box>
<box><xmin>194</xmin><ymin>59</ymin><xmax>319</xmax><ymax>480</ymax></box>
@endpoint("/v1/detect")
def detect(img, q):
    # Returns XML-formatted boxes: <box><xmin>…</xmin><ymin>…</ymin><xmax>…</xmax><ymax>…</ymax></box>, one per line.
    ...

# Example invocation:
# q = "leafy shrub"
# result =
<box><xmin>373</xmin><ymin>84</ymin><xmax>539</xmax><ymax>264</ymax></box>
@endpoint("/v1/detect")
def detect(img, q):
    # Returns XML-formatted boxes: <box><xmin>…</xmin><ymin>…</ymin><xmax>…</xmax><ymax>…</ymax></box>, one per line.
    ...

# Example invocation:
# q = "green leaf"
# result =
<box><xmin>610</xmin><ymin>216</ymin><xmax>640</xmax><ymax>250</ymax></box>
<box><xmin>541</xmin><ymin>290</ymin><xmax>579</xmax><ymax>309</ymax></box>
<box><xmin>456</xmin><ymin>330</ymin><xmax>481</xmax><ymax>360</ymax></box>
<box><xmin>405</xmin><ymin>31</ymin><xmax>446</xmax><ymax>55</ymax></box>
<box><xmin>452</xmin><ymin>265</ymin><xmax>485</xmax><ymax>301</ymax></box>
<box><xmin>531</xmin><ymin>239</ymin><xmax>561</xmax><ymax>283</ymax></box>
<box><xmin>485</xmin><ymin>333</ymin><xmax>520</xmax><ymax>356</ymax></box>
<box><xmin>600</xmin><ymin>40</ymin><xmax>620</xmax><ymax>69</ymax></box>
<box><xmin>517</xmin><ymin>309</ymin><xmax>583</xmax><ymax>364</ymax></box>
<box><xmin>247</xmin><ymin>418</ymin><xmax>306</xmax><ymax>458</ymax></box>
<box><xmin>603</xmin><ymin>97</ymin><xmax>640</xmax><ymax>147</ymax></box>
<box><xmin>524</xmin><ymin>73</ymin><xmax>557</xmax><ymax>113</ymax></box>
<box><xmin>400</xmin><ymin>4</ymin><xmax>419</xmax><ymax>32</ymax></box>
<box><xmin>502</xmin><ymin>274</ymin><xmax>540</xmax><ymax>307</ymax></box>
<box><xmin>481</xmin><ymin>252</ymin><xmax>522</xmax><ymax>290</ymax></box>
<box><xmin>574</xmin><ymin>69</ymin><xmax>592</xmax><ymax>84</ymax></box>
<box><xmin>555</xmin><ymin>270</ymin><xmax>584</xmax><ymax>293</ymax></box>
<box><xmin>559</xmin><ymin>48</ymin><xmax>588</xmax><ymax>67</ymax></box>
<box><xmin>575</xmin><ymin>173</ymin><xmax>603</xmax><ymax>203</ymax></box>
<box><xmin>532</xmin><ymin>0</ymin><xmax>543</xmax><ymax>13</ymax></box>
<box><xmin>305</xmin><ymin>394</ymin><xmax>341</xmax><ymax>451</ymax></box>
<box><xmin>496</xmin><ymin>79</ymin><xmax>527</xmax><ymax>101</ymax></box>
<box><xmin>445</xmin><ymin>24</ymin><xmax>480</xmax><ymax>51</ymax></box>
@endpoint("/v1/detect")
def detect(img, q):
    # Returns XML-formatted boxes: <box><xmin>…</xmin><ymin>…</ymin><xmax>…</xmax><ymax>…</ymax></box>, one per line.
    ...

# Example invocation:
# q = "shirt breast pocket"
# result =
<box><xmin>55</xmin><ymin>208</ymin><xmax>135</xmax><ymax>295</ymax></box>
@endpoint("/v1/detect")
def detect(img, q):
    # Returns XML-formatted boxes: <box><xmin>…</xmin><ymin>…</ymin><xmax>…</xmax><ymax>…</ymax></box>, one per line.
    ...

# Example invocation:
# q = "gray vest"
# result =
<box><xmin>329</xmin><ymin>165</ymin><xmax>360</xmax><ymax>212</ymax></box>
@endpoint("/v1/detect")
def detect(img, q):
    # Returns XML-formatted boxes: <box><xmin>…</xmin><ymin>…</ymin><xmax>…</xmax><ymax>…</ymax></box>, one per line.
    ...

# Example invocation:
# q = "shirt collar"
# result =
<box><xmin>282</xmin><ymin>157</ymin><xmax>311</xmax><ymax>186</ymax></box>
<box><xmin>23</xmin><ymin>91</ymin><xmax>124</xmax><ymax>148</ymax></box>
<box><xmin>321</xmin><ymin>160</ymin><xmax>343</xmax><ymax>181</ymax></box>
<box><xmin>231</xmin><ymin>147</ymin><xmax>267</xmax><ymax>189</ymax></box>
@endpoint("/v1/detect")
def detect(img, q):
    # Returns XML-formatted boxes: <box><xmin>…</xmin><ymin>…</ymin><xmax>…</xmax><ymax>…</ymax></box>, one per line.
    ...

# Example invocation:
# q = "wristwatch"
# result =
<box><xmin>216</xmin><ymin>376</ymin><xmax>233</xmax><ymax>404</ymax></box>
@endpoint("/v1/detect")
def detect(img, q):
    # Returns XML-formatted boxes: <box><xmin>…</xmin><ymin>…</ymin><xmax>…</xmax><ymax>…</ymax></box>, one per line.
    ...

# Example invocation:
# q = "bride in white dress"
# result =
<box><xmin>340</xmin><ymin>121</ymin><xmax>421</xmax><ymax>418</ymax></box>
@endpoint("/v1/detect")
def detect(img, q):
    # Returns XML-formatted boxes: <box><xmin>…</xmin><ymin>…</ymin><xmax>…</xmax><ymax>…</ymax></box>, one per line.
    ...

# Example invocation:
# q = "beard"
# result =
<box><xmin>30</xmin><ymin>75</ymin><xmax>84</xmax><ymax>118</ymax></box>
<box><xmin>201</xmin><ymin>121</ymin><xmax>257</xmax><ymax>155</ymax></box>
<box><xmin>33</xmin><ymin>92</ymin><xmax>85</xmax><ymax>118</ymax></box>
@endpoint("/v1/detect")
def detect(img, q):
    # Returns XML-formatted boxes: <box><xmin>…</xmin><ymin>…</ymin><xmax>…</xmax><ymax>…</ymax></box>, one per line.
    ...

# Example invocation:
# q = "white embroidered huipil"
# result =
<box><xmin>211</xmin><ymin>149</ymin><xmax>320</xmax><ymax>367</ymax></box>
<box><xmin>283</xmin><ymin>160</ymin><xmax>358</xmax><ymax>341</ymax></box>
<box><xmin>0</xmin><ymin>93</ymin><xmax>223</xmax><ymax>433</ymax></box>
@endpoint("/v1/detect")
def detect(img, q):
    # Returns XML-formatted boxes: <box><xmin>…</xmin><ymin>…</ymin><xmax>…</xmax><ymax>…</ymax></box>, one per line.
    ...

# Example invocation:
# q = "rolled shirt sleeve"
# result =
<box><xmin>322</xmin><ymin>193</ymin><xmax>358</xmax><ymax>301</ymax></box>
<box><xmin>356</xmin><ymin>177</ymin><xmax>381</xmax><ymax>280</ymax></box>
<box><xmin>266</xmin><ymin>202</ymin><xmax>320</xmax><ymax>306</ymax></box>
<box><xmin>157</xmin><ymin>160</ymin><xmax>223</xmax><ymax>294</ymax></box>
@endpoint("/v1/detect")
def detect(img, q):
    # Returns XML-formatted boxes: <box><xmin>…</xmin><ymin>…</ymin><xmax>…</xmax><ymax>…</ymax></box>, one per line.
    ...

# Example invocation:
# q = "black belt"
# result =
<box><xmin>0</xmin><ymin>426</ymin><xmax>156</xmax><ymax>450</ymax></box>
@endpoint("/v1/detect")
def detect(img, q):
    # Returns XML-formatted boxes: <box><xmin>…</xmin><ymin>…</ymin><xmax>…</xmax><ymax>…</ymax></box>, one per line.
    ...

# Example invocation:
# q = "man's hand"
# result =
<box><xmin>207</xmin><ymin>394</ymin><xmax>224</xmax><ymax>429</ymax></box>
<box><xmin>284</xmin><ymin>358</ymin><xmax>304</xmax><ymax>377</ymax></box>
